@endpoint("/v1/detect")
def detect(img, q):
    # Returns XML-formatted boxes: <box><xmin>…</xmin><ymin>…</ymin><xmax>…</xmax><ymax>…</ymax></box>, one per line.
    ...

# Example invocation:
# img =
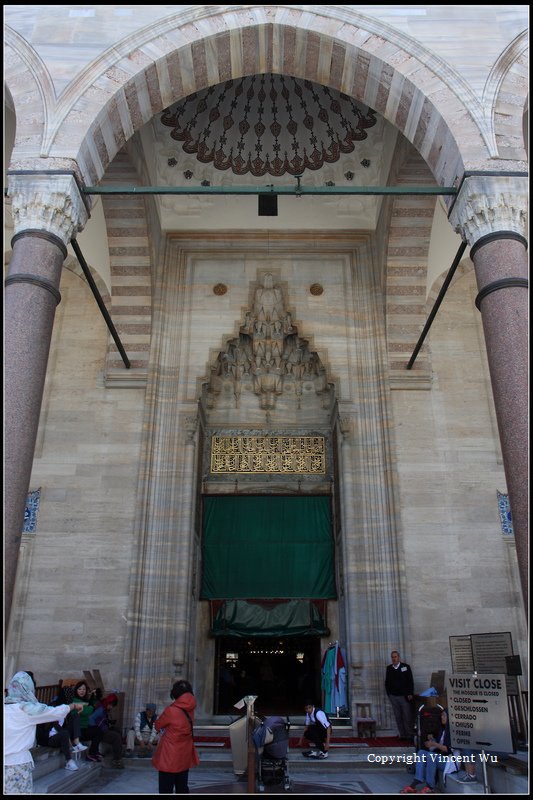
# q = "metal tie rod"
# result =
<box><xmin>70</xmin><ymin>238</ymin><xmax>131</xmax><ymax>369</ymax></box>
<box><xmin>83</xmin><ymin>184</ymin><xmax>457</xmax><ymax>197</ymax></box>
<box><xmin>406</xmin><ymin>240</ymin><xmax>468</xmax><ymax>370</ymax></box>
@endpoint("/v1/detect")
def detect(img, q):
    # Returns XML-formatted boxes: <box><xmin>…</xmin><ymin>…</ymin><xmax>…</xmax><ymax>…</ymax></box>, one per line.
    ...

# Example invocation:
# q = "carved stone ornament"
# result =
<box><xmin>184</xmin><ymin>416</ymin><xmax>198</xmax><ymax>442</ymax></box>
<box><xmin>205</xmin><ymin>273</ymin><xmax>333</xmax><ymax>412</ymax></box>
<box><xmin>213</xmin><ymin>283</ymin><xmax>227</xmax><ymax>295</ymax></box>
<box><xmin>310</xmin><ymin>283</ymin><xmax>324</xmax><ymax>295</ymax></box>
<box><xmin>339</xmin><ymin>416</ymin><xmax>354</xmax><ymax>440</ymax></box>
<box><xmin>8</xmin><ymin>173</ymin><xmax>89</xmax><ymax>246</ymax></box>
<box><xmin>449</xmin><ymin>175</ymin><xmax>528</xmax><ymax>247</ymax></box>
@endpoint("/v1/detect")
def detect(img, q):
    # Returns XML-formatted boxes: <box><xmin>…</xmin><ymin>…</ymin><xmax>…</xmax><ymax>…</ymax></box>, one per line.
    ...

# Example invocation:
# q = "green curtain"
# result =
<box><xmin>201</xmin><ymin>495</ymin><xmax>336</xmax><ymax>599</ymax></box>
<box><xmin>212</xmin><ymin>599</ymin><xmax>328</xmax><ymax>637</ymax></box>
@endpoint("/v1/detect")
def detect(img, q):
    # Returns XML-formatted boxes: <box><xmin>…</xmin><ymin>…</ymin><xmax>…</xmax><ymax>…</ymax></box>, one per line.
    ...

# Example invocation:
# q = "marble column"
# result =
<box><xmin>122</xmin><ymin>242</ymin><xmax>199</xmax><ymax>721</ymax></box>
<box><xmin>173</xmin><ymin>416</ymin><xmax>199</xmax><ymax>674</ymax></box>
<box><xmin>449</xmin><ymin>175</ymin><xmax>528</xmax><ymax>612</ymax></box>
<box><xmin>4</xmin><ymin>172</ymin><xmax>89</xmax><ymax>625</ymax></box>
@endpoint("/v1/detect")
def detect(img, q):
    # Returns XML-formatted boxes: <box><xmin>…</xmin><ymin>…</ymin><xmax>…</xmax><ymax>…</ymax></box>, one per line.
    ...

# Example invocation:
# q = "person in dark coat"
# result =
<box><xmin>385</xmin><ymin>650</ymin><xmax>414</xmax><ymax>740</ymax></box>
<box><xmin>151</xmin><ymin>680</ymin><xmax>200</xmax><ymax>794</ymax></box>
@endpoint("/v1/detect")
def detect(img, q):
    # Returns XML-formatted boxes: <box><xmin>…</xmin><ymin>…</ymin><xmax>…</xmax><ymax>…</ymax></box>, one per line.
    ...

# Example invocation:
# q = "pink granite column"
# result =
<box><xmin>5</xmin><ymin>171</ymin><xmax>89</xmax><ymax>629</ymax></box>
<box><xmin>4</xmin><ymin>231</ymin><xmax>67</xmax><ymax>625</ymax></box>
<box><xmin>470</xmin><ymin>233</ymin><xmax>529</xmax><ymax>611</ymax></box>
<box><xmin>450</xmin><ymin>174</ymin><xmax>528</xmax><ymax>615</ymax></box>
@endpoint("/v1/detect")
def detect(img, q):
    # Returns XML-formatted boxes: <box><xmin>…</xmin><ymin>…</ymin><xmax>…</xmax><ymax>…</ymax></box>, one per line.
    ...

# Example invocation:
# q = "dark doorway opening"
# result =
<box><xmin>215</xmin><ymin>635</ymin><xmax>321</xmax><ymax>715</ymax></box>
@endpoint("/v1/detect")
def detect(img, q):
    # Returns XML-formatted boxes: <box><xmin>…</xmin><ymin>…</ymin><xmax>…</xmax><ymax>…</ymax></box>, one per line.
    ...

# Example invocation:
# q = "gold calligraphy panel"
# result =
<box><xmin>210</xmin><ymin>436</ymin><xmax>326</xmax><ymax>474</ymax></box>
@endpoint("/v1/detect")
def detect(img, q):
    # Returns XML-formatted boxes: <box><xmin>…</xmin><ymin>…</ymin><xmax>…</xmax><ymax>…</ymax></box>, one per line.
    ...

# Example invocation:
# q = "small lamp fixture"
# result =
<box><xmin>344</xmin><ymin>171</ymin><xmax>354</xmax><ymax>181</ymax></box>
<box><xmin>183</xmin><ymin>170</ymin><xmax>193</xmax><ymax>180</ymax></box>
<box><xmin>167</xmin><ymin>157</ymin><xmax>177</xmax><ymax>167</ymax></box>
<box><xmin>360</xmin><ymin>159</ymin><xmax>371</xmax><ymax>168</ymax></box>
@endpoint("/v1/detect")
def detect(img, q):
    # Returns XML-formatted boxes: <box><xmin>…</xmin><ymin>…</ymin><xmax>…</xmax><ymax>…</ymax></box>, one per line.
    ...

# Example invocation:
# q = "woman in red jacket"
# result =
<box><xmin>152</xmin><ymin>680</ymin><xmax>200</xmax><ymax>794</ymax></box>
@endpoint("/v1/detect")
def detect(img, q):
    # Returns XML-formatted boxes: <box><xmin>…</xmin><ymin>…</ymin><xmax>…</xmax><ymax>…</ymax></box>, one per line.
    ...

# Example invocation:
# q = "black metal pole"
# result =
<box><xmin>406</xmin><ymin>240</ymin><xmax>467</xmax><ymax>369</ymax></box>
<box><xmin>70</xmin><ymin>238</ymin><xmax>131</xmax><ymax>369</ymax></box>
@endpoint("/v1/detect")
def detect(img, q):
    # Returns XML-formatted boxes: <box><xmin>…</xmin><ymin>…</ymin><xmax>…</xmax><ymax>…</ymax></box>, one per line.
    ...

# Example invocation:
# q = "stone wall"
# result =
<box><xmin>6</xmin><ymin>247</ymin><xmax>527</xmax><ymax>713</ymax></box>
<box><xmin>7</xmin><ymin>267</ymin><xmax>145</xmax><ymax>688</ymax></box>
<box><xmin>391</xmin><ymin>269</ymin><xmax>528</xmax><ymax>691</ymax></box>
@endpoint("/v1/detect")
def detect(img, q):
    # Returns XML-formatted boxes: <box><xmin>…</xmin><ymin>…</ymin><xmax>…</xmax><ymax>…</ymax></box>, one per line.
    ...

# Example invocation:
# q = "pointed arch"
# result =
<box><xmin>6</xmin><ymin>7</ymin><xmax>496</xmax><ymax>192</ymax></box>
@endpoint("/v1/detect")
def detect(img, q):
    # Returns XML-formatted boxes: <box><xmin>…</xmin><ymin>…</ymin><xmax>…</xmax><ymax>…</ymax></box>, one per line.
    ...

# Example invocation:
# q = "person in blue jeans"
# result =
<box><xmin>400</xmin><ymin>709</ymin><xmax>457</xmax><ymax>794</ymax></box>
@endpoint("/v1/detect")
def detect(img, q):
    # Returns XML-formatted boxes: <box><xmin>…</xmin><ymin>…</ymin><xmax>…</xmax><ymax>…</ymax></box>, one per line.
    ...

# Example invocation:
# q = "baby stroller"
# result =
<box><xmin>415</xmin><ymin>702</ymin><xmax>445</xmax><ymax>750</ymax></box>
<box><xmin>405</xmin><ymin>702</ymin><xmax>445</xmax><ymax>774</ymax></box>
<box><xmin>253</xmin><ymin>715</ymin><xmax>292</xmax><ymax>792</ymax></box>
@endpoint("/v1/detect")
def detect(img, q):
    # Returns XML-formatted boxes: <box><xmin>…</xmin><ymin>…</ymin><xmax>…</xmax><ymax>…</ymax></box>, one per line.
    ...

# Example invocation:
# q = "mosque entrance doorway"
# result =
<box><xmin>214</xmin><ymin>636</ymin><xmax>321</xmax><ymax>715</ymax></box>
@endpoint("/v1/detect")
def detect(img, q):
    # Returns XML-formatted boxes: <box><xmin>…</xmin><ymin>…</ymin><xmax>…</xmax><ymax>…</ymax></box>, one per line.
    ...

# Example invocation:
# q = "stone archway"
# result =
<box><xmin>5</xmin><ymin>8</ymin><xmax>485</xmax><ymax>719</ymax></box>
<box><xmin>4</xmin><ymin>5</ymin><xmax>527</xmax><ymax>717</ymax></box>
<box><xmin>5</xmin><ymin>6</ymin><xmax>492</xmax><ymax>191</ymax></box>
<box><xmin>487</xmin><ymin>34</ymin><xmax>529</xmax><ymax>161</ymax></box>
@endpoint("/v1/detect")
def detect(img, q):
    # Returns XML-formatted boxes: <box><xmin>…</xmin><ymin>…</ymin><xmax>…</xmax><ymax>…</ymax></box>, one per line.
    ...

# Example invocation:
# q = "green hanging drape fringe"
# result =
<box><xmin>212</xmin><ymin>599</ymin><xmax>329</xmax><ymax>637</ymax></box>
<box><xmin>201</xmin><ymin>495</ymin><xmax>336</xmax><ymax>600</ymax></box>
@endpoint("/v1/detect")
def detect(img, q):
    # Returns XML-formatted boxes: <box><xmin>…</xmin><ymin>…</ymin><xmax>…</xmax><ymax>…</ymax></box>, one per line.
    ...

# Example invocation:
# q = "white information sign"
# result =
<box><xmin>447</xmin><ymin>673</ymin><xmax>513</xmax><ymax>753</ymax></box>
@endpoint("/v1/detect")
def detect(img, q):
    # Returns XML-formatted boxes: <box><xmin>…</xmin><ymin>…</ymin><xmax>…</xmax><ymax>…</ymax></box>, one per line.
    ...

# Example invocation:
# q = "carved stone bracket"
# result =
<box><xmin>449</xmin><ymin>175</ymin><xmax>528</xmax><ymax>247</ymax></box>
<box><xmin>8</xmin><ymin>172</ymin><xmax>90</xmax><ymax>247</ymax></box>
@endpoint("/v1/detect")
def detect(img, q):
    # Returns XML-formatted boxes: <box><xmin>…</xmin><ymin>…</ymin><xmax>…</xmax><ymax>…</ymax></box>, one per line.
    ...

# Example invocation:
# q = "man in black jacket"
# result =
<box><xmin>385</xmin><ymin>650</ymin><xmax>414</xmax><ymax>740</ymax></box>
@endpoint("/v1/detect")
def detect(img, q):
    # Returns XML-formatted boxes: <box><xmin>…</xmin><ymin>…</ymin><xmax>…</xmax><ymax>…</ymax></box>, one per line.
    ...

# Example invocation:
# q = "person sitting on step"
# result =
<box><xmin>35</xmin><ymin>719</ymin><xmax>83</xmax><ymax>772</ymax></box>
<box><xmin>72</xmin><ymin>681</ymin><xmax>102</xmax><ymax>762</ymax></box>
<box><xmin>125</xmin><ymin>702</ymin><xmax>159</xmax><ymax>757</ymax></box>
<box><xmin>87</xmin><ymin>693</ymin><xmax>125</xmax><ymax>769</ymax></box>
<box><xmin>51</xmin><ymin>683</ymin><xmax>88</xmax><ymax>755</ymax></box>
<box><xmin>400</xmin><ymin>709</ymin><xmax>457</xmax><ymax>794</ymax></box>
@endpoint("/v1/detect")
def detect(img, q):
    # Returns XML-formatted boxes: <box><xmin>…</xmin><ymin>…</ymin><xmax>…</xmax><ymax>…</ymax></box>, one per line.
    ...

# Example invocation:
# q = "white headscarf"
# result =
<box><xmin>4</xmin><ymin>671</ymin><xmax>51</xmax><ymax>715</ymax></box>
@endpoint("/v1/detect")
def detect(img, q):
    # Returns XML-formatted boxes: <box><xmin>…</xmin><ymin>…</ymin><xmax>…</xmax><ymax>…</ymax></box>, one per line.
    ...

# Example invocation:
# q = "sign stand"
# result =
<box><xmin>245</xmin><ymin>695</ymin><xmax>258</xmax><ymax>795</ymax></box>
<box><xmin>480</xmin><ymin>750</ymin><xmax>490</xmax><ymax>795</ymax></box>
<box><xmin>447</xmin><ymin>673</ymin><xmax>513</xmax><ymax>792</ymax></box>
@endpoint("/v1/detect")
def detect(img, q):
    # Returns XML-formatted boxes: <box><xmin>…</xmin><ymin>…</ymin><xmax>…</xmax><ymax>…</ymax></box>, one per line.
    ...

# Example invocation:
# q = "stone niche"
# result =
<box><xmin>201</xmin><ymin>272</ymin><xmax>335</xmax><ymax>428</ymax></box>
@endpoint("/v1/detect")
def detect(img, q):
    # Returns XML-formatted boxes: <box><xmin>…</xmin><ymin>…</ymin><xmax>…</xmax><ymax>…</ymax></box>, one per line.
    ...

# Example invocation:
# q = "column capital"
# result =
<box><xmin>8</xmin><ymin>172</ymin><xmax>90</xmax><ymax>247</ymax></box>
<box><xmin>183</xmin><ymin>415</ymin><xmax>198</xmax><ymax>444</ymax></box>
<box><xmin>449</xmin><ymin>174</ymin><xmax>528</xmax><ymax>248</ymax></box>
<box><xmin>339</xmin><ymin>414</ymin><xmax>355</xmax><ymax>442</ymax></box>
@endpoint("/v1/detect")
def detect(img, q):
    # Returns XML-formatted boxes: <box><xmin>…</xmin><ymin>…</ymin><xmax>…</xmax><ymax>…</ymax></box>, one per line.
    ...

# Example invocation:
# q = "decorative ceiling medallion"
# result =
<box><xmin>310</xmin><ymin>284</ymin><xmax>324</xmax><ymax>296</ymax></box>
<box><xmin>213</xmin><ymin>283</ymin><xmax>228</xmax><ymax>295</ymax></box>
<box><xmin>160</xmin><ymin>74</ymin><xmax>377</xmax><ymax>178</ymax></box>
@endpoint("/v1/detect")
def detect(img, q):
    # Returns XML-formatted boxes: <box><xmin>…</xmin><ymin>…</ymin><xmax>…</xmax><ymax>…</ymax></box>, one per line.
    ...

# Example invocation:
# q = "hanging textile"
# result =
<box><xmin>201</xmin><ymin>495</ymin><xmax>336</xmax><ymax>599</ymax></box>
<box><xmin>211</xmin><ymin>599</ymin><xmax>328</xmax><ymax>637</ymax></box>
<box><xmin>321</xmin><ymin>641</ymin><xmax>348</xmax><ymax>714</ymax></box>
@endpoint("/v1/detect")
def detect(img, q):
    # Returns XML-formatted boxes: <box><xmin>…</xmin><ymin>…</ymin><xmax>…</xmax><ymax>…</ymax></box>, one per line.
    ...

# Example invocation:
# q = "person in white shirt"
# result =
<box><xmin>297</xmin><ymin>702</ymin><xmax>331</xmax><ymax>759</ymax></box>
<box><xmin>4</xmin><ymin>672</ymin><xmax>83</xmax><ymax>794</ymax></box>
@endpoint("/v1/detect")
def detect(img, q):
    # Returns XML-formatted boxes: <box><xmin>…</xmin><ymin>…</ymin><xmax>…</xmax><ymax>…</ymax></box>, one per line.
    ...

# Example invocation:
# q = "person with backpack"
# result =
<box><xmin>297</xmin><ymin>701</ymin><xmax>331</xmax><ymax>759</ymax></box>
<box><xmin>151</xmin><ymin>680</ymin><xmax>200</xmax><ymax>794</ymax></box>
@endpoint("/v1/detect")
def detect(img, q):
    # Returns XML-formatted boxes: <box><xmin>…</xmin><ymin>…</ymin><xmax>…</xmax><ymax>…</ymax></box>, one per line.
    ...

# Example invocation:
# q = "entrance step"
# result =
<box><xmin>33</xmin><ymin>760</ymin><xmax>102</xmax><ymax>794</ymax></box>
<box><xmin>123</xmin><ymin>745</ymin><xmax>415</xmax><ymax>771</ymax></box>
